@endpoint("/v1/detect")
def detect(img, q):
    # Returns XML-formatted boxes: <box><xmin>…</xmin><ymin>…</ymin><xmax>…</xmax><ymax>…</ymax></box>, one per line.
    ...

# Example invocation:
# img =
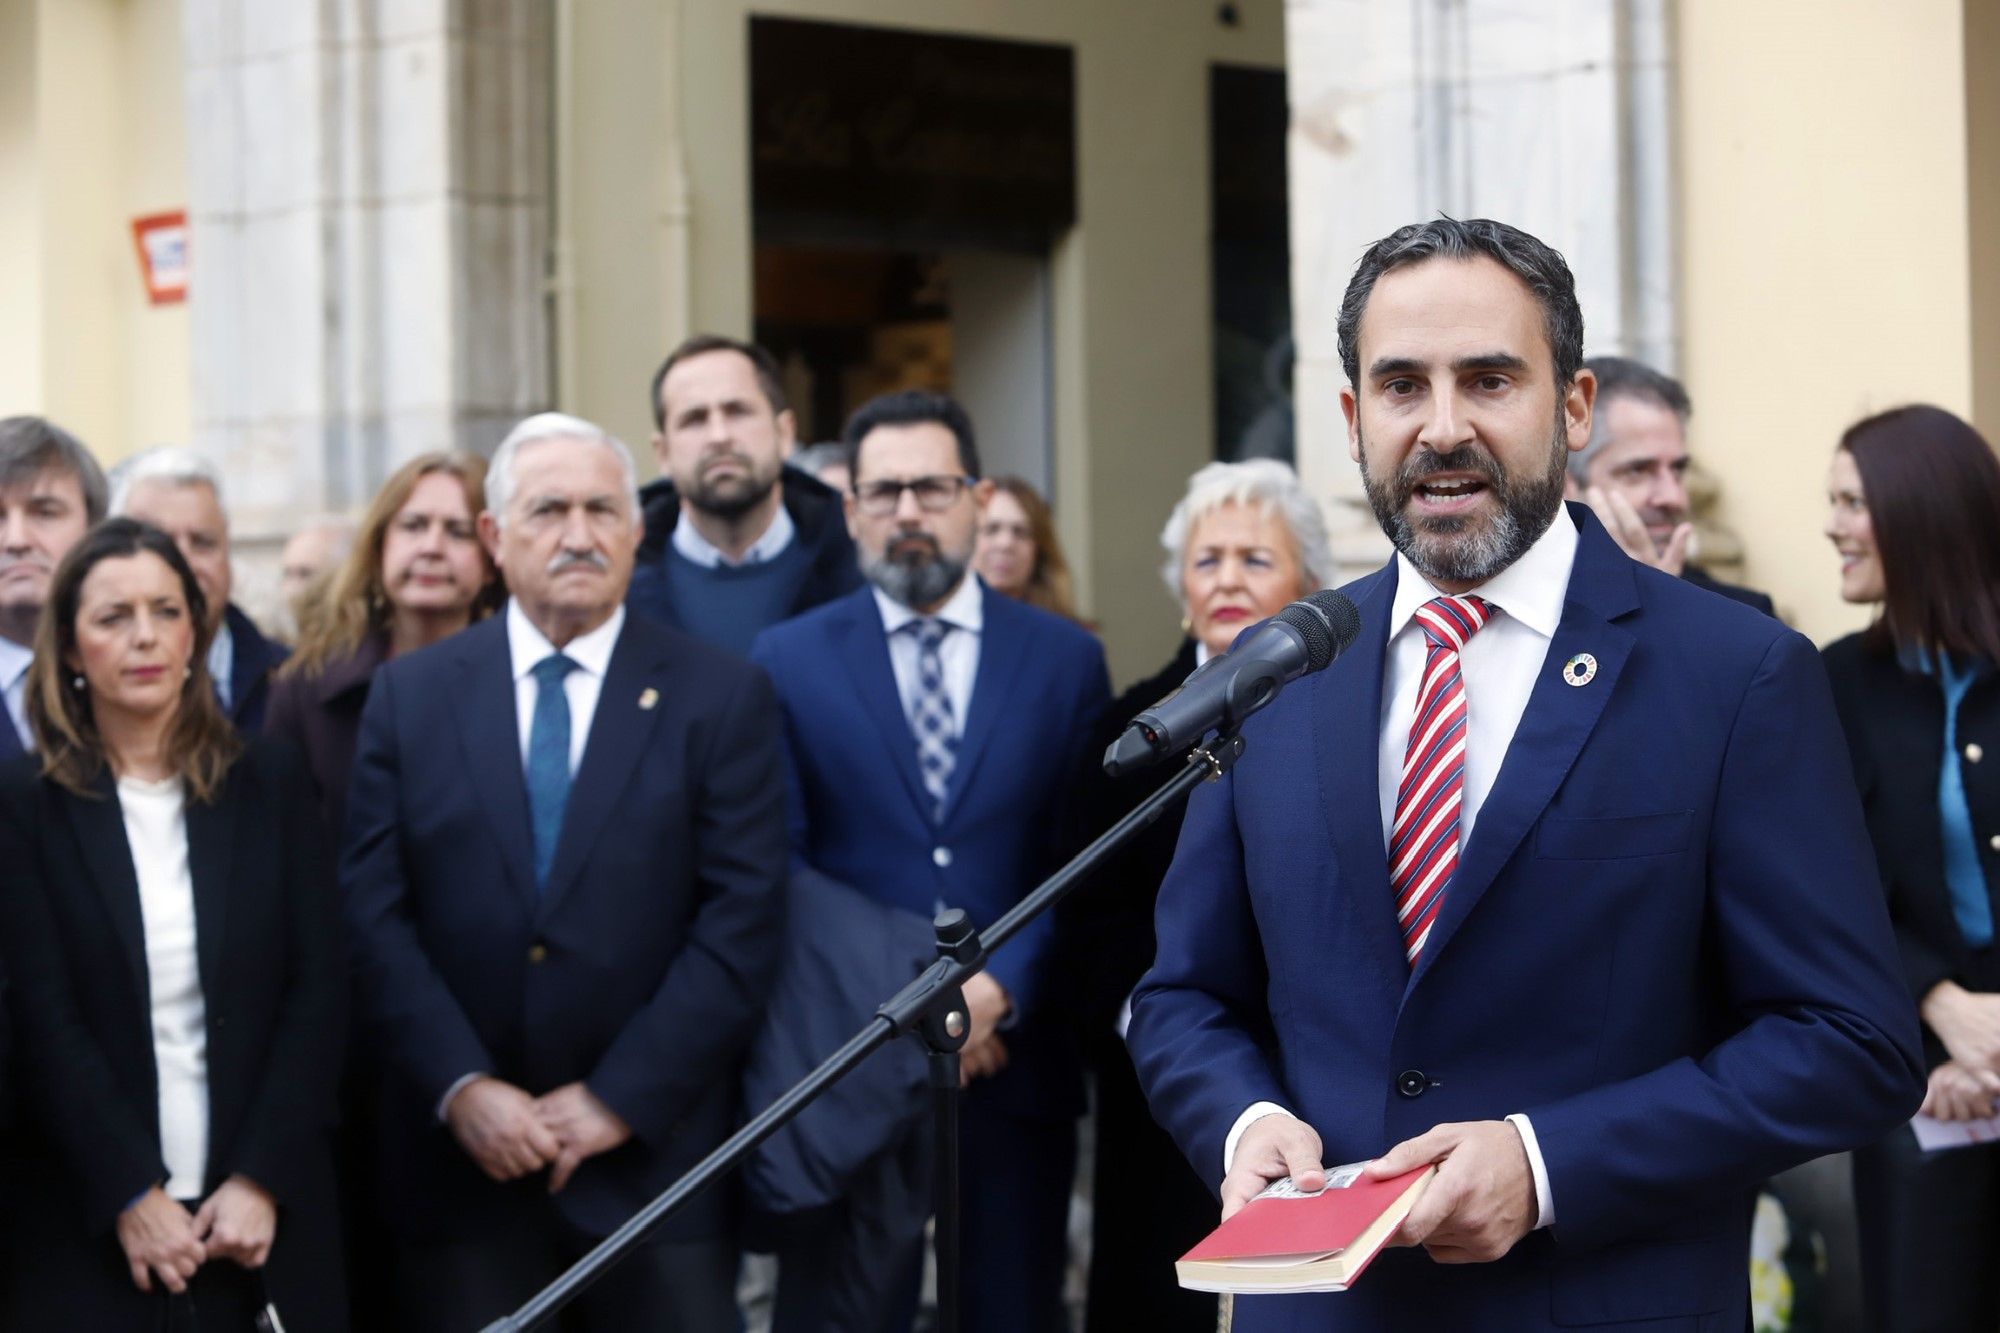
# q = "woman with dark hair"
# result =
<box><xmin>972</xmin><ymin>476</ymin><xmax>1084</xmax><ymax>623</ymax></box>
<box><xmin>265</xmin><ymin>450</ymin><xmax>498</xmax><ymax>834</ymax></box>
<box><xmin>1821</xmin><ymin>405</ymin><xmax>2000</xmax><ymax>1332</ymax></box>
<box><xmin>0</xmin><ymin>518</ymin><xmax>346</xmax><ymax>1330</ymax></box>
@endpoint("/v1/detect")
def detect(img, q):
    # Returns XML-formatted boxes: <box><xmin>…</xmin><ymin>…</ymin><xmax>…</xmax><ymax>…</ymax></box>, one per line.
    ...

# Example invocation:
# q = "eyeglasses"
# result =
<box><xmin>854</xmin><ymin>475</ymin><xmax>975</xmax><ymax>516</ymax></box>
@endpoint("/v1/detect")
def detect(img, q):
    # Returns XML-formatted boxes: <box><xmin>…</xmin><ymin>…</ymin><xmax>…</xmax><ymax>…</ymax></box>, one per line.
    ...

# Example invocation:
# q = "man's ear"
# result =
<box><xmin>973</xmin><ymin>479</ymin><xmax>996</xmax><ymax>508</ymax></box>
<box><xmin>1564</xmin><ymin>368</ymin><xmax>1597</xmax><ymax>454</ymax></box>
<box><xmin>477</xmin><ymin>510</ymin><xmax>505</xmax><ymax>568</ymax></box>
<box><xmin>775</xmin><ymin>409</ymin><xmax>799</xmax><ymax>458</ymax></box>
<box><xmin>1340</xmin><ymin>385</ymin><xmax>1363</xmax><ymax>464</ymax></box>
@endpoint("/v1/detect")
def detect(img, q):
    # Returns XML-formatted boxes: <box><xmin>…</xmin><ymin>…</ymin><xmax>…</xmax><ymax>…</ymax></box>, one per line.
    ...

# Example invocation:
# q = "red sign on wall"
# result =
<box><xmin>131</xmin><ymin>210</ymin><xmax>189</xmax><ymax>305</ymax></box>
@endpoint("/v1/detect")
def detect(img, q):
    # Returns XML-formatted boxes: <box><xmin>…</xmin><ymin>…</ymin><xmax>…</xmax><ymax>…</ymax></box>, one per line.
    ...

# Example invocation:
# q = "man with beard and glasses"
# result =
<box><xmin>1565</xmin><ymin>355</ymin><xmax>1776</xmax><ymax>616</ymax></box>
<box><xmin>342</xmin><ymin>412</ymin><xmax>786</xmax><ymax>1331</ymax></box>
<box><xmin>0</xmin><ymin>416</ymin><xmax>105</xmax><ymax>761</ymax></box>
<box><xmin>1126</xmin><ymin>217</ymin><xmax>1923</xmax><ymax>1332</ymax></box>
<box><xmin>750</xmin><ymin>389</ymin><xmax>1109</xmax><ymax>1333</ymax></box>
<box><xmin>628</xmin><ymin>334</ymin><xmax>861</xmax><ymax>656</ymax></box>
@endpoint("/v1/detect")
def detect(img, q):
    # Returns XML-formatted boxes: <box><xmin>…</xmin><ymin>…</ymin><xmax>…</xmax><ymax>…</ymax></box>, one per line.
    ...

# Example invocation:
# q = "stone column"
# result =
<box><xmin>1284</xmin><ymin>0</ymin><xmax>1677</xmax><ymax>576</ymax></box>
<box><xmin>183</xmin><ymin>0</ymin><xmax>551</xmax><ymax>603</ymax></box>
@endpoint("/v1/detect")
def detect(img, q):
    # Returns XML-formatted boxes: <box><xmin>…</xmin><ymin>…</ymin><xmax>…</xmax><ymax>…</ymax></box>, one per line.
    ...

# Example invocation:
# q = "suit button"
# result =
<box><xmin>1968</xmin><ymin>743</ymin><xmax>1985</xmax><ymax>764</ymax></box>
<box><xmin>527</xmin><ymin>943</ymin><xmax>549</xmax><ymax>964</ymax></box>
<box><xmin>933</xmin><ymin>846</ymin><xmax>953</xmax><ymax>868</ymax></box>
<box><xmin>1396</xmin><ymin>1069</ymin><xmax>1428</xmax><ymax>1098</ymax></box>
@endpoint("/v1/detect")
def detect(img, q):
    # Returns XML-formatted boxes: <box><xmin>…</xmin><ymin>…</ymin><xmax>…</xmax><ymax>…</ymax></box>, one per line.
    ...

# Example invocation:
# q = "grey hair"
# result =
<box><xmin>486</xmin><ymin>411</ymin><xmax>642</xmax><ymax>528</ymax></box>
<box><xmin>790</xmin><ymin>441</ymin><xmax>849</xmax><ymax>487</ymax></box>
<box><xmin>0</xmin><ymin>416</ymin><xmax>107</xmax><ymax>523</ymax></box>
<box><xmin>1336</xmin><ymin>217</ymin><xmax>1585</xmax><ymax>392</ymax></box>
<box><xmin>1570</xmin><ymin>355</ymin><xmax>1693</xmax><ymax>483</ymax></box>
<box><xmin>1158</xmin><ymin>459</ymin><xmax>1336</xmax><ymax>602</ymax></box>
<box><xmin>109</xmin><ymin>445</ymin><xmax>227</xmax><ymax>516</ymax></box>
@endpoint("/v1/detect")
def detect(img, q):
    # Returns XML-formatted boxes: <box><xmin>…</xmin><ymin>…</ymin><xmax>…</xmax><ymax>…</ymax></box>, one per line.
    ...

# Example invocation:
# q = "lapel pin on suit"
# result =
<box><xmin>638</xmin><ymin>687</ymin><xmax>659</xmax><ymax>710</ymax></box>
<box><xmin>1562</xmin><ymin>653</ymin><xmax>1598</xmax><ymax>687</ymax></box>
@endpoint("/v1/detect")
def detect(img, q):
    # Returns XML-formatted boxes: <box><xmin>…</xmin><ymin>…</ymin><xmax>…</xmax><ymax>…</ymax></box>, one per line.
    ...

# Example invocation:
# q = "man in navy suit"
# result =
<box><xmin>343</xmin><ymin>412</ymin><xmax>787</xmax><ymax>1331</ymax></box>
<box><xmin>1128</xmin><ymin>219</ymin><xmax>1924</xmax><ymax>1331</ymax></box>
<box><xmin>751</xmin><ymin>390</ymin><xmax>1109</xmax><ymax>1332</ymax></box>
<box><xmin>0</xmin><ymin>416</ymin><xmax>105</xmax><ymax>762</ymax></box>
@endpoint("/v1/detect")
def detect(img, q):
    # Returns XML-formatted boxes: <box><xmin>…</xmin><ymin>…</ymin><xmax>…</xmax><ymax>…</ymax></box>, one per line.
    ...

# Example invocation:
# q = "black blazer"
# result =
<box><xmin>1683</xmin><ymin>563</ymin><xmax>1777</xmax><ymax>618</ymax></box>
<box><xmin>263</xmin><ymin>630</ymin><xmax>389</xmax><ymax>836</ymax></box>
<box><xmin>222</xmin><ymin>602</ymin><xmax>289</xmax><ymax>734</ymax></box>
<box><xmin>1824</xmin><ymin>631</ymin><xmax>2000</xmax><ymax>1060</ymax></box>
<box><xmin>342</xmin><ymin>610</ymin><xmax>787</xmax><ymax>1241</ymax></box>
<box><xmin>0</xmin><ymin>740</ymin><xmax>346</xmax><ymax>1330</ymax></box>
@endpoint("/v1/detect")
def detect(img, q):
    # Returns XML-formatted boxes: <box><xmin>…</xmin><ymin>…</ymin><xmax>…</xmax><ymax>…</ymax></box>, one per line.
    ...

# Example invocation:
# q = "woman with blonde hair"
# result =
<box><xmin>266</xmin><ymin>451</ymin><xmax>498</xmax><ymax>834</ymax></box>
<box><xmin>972</xmin><ymin>476</ymin><xmax>1084</xmax><ymax>623</ymax></box>
<box><xmin>0</xmin><ymin>519</ymin><xmax>345</xmax><ymax>1329</ymax></box>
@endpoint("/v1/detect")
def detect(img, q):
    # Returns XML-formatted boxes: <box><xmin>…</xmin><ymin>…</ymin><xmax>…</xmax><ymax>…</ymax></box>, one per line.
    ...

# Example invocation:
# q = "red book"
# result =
<box><xmin>1175</xmin><ymin>1162</ymin><xmax>1435</xmax><ymax>1294</ymax></box>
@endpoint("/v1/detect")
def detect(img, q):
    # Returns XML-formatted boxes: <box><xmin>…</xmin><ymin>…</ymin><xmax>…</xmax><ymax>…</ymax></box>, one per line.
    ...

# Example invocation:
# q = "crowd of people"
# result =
<box><xmin>0</xmin><ymin>215</ymin><xmax>1993</xmax><ymax>1332</ymax></box>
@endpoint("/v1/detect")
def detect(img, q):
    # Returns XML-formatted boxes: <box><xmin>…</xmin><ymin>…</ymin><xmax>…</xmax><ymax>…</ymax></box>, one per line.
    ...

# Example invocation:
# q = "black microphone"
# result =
<box><xmin>1103</xmin><ymin>589</ymin><xmax>1361</xmax><ymax>776</ymax></box>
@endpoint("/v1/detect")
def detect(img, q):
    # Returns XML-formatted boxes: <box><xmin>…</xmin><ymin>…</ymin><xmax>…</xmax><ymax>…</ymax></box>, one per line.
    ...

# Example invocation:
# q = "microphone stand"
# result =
<box><xmin>478</xmin><ymin>727</ymin><xmax>1250</xmax><ymax>1333</ymax></box>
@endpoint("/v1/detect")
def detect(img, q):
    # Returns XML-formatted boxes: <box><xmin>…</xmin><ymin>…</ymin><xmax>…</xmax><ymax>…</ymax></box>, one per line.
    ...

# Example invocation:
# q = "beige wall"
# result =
<box><xmin>1679</xmin><ymin>0</ymin><xmax>1975</xmax><ymax>644</ymax></box>
<box><xmin>560</xmin><ymin>0</ymin><xmax>1285</xmax><ymax>683</ymax></box>
<box><xmin>0</xmin><ymin>0</ymin><xmax>190</xmax><ymax>465</ymax></box>
<box><xmin>1968</xmin><ymin>0</ymin><xmax>2000</xmax><ymax>444</ymax></box>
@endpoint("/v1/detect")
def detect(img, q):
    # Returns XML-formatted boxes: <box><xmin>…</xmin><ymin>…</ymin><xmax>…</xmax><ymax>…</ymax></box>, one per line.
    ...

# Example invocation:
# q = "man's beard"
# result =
<box><xmin>1359</xmin><ymin>419</ymin><xmax>1569</xmax><ymax>585</ymax></box>
<box><xmin>684</xmin><ymin>453</ymin><xmax>780</xmax><ymax>522</ymax></box>
<box><xmin>863</xmin><ymin>531</ymin><xmax>968</xmax><ymax>610</ymax></box>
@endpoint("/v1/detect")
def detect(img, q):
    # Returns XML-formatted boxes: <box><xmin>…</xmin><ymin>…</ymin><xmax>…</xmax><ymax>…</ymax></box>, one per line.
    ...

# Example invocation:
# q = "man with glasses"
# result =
<box><xmin>1566</xmin><ymin>355</ymin><xmax>1775</xmax><ymax>615</ymax></box>
<box><xmin>750</xmin><ymin>389</ymin><xmax>1110</xmax><ymax>1332</ymax></box>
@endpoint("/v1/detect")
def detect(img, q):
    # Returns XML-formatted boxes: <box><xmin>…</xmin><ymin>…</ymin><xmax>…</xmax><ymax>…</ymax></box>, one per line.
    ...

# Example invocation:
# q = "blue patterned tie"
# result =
<box><xmin>526</xmin><ymin>654</ymin><xmax>579</xmax><ymax>889</ymax></box>
<box><xmin>905</xmin><ymin>619</ymin><xmax>958</xmax><ymax>822</ymax></box>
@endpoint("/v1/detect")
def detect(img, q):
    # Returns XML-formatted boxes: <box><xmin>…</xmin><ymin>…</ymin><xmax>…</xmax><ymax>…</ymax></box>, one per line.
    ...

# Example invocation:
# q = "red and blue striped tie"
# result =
<box><xmin>1390</xmin><ymin>595</ymin><xmax>1493</xmax><ymax>965</ymax></box>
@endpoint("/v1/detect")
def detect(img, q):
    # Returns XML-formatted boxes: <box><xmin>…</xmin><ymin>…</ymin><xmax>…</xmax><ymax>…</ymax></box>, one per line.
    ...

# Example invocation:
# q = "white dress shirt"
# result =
<box><xmin>207</xmin><ymin>618</ymin><xmax>234</xmax><ymax>712</ymax></box>
<box><xmin>0</xmin><ymin>632</ymin><xmax>31</xmax><ymax>750</ymax></box>
<box><xmin>671</xmin><ymin>502</ymin><xmax>796</xmax><ymax>568</ymax></box>
<box><xmin>438</xmin><ymin>601</ymin><xmax>628</xmax><ymax>1122</ymax></box>
<box><xmin>119</xmin><ymin>774</ymin><xmax>210</xmax><ymax>1200</ymax></box>
<box><xmin>1223</xmin><ymin>512</ymin><xmax>1579</xmax><ymax>1230</ymax></box>
<box><xmin>506</xmin><ymin>600</ymin><xmax>625</xmax><ymax>777</ymax></box>
<box><xmin>872</xmin><ymin>573</ymin><xmax>985</xmax><ymax>730</ymax></box>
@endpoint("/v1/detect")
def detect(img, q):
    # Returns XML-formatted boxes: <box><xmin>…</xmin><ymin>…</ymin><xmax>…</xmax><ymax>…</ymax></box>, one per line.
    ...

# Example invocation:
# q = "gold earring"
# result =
<box><xmin>1179</xmin><ymin>616</ymin><xmax>1192</xmax><ymax>635</ymax></box>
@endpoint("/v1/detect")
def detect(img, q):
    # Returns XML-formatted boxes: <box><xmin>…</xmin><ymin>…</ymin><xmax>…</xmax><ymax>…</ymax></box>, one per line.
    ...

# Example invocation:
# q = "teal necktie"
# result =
<box><xmin>526</xmin><ymin>654</ymin><xmax>579</xmax><ymax>890</ymax></box>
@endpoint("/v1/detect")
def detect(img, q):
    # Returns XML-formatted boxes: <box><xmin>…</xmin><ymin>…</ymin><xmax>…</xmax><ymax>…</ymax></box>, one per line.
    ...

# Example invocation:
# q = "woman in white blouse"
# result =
<box><xmin>0</xmin><ymin>518</ymin><xmax>345</xmax><ymax>1330</ymax></box>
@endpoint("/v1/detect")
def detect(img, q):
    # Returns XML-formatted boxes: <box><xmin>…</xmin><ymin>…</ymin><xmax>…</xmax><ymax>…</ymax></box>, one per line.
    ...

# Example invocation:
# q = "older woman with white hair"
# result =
<box><xmin>1070</xmin><ymin>457</ymin><xmax>1333</xmax><ymax>1331</ymax></box>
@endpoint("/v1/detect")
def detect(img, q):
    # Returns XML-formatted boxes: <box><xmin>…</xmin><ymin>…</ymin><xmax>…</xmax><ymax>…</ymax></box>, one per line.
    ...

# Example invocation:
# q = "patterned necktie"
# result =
<box><xmin>904</xmin><ymin>618</ymin><xmax>958</xmax><ymax>822</ymax></box>
<box><xmin>526</xmin><ymin>653</ymin><xmax>579</xmax><ymax>889</ymax></box>
<box><xmin>1390</xmin><ymin>595</ymin><xmax>1493</xmax><ymax>965</ymax></box>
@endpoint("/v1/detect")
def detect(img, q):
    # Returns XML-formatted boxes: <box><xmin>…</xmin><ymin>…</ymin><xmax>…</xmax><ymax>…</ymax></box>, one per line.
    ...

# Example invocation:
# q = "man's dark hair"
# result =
<box><xmin>841</xmin><ymin>390</ymin><xmax>981</xmax><ymax>481</ymax></box>
<box><xmin>1336</xmin><ymin>217</ymin><xmax>1585</xmax><ymax>391</ymax></box>
<box><xmin>1585</xmin><ymin>355</ymin><xmax>1691</xmax><ymax>421</ymax></box>
<box><xmin>0</xmin><ymin>416</ymin><xmax>107</xmax><ymax>523</ymax></box>
<box><xmin>649</xmin><ymin>334</ymin><xmax>788</xmax><ymax>429</ymax></box>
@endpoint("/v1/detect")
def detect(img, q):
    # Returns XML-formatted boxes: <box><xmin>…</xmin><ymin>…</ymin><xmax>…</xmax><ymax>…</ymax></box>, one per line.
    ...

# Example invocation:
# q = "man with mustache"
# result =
<box><xmin>1566</xmin><ymin>354</ymin><xmax>1776</xmax><ymax>616</ymax></box>
<box><xmin>750</xmin><ymin>389</ymin><xmax>1109</xmax><ymax>1332</ymax></box>
<box><xmin>0</xmin><ymin>416</ymin><xmax>106</xmax><ymax>760</ymax></box>
<box><xmin>1127</xmin><ymin>218</ymin><xmax>1922</xmax><ymax>1330</ymax></box>
<box><xmin>342</xmin><ymin>412</ymin><xmax>787</xmax><ymax>1330</ymax></box>
<box><xmin>629</xmin><ymin>334</ymin><xmax>861</xmax><ymax>656</ymax></box>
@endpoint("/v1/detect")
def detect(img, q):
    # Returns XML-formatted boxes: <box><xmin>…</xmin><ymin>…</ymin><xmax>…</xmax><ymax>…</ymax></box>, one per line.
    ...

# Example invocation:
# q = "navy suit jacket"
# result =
<box><xmin>341</xmin><ymin>610</ymin><xmax>787</xmax><ymax>1240</ymax></box>
<box><xmin>222</xmin><ymin>602</ymin><xmax>287</xmax><ymax>734</ymax></box>
<box><xmin>1129</xmin><ymin>506</ymin><xmax>1923</xmax><ymax>1332</ymax></box>
<box><xmin>751</xmin><ymin>582</ymin><xmax>1110</xmax><ymax>1118</ymax></box>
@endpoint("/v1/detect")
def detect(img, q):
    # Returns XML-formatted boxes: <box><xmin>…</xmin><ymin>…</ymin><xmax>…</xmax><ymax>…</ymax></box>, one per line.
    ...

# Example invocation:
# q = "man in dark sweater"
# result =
<box><xmin>628</xmin><ymin>335</ymin><xmax>862</xmax><ymax>655</ymax></box>
<box><xmin>1566</xmin><ymin>354</ymin><xmax>1777</xmax><ymax>616</ymax></box>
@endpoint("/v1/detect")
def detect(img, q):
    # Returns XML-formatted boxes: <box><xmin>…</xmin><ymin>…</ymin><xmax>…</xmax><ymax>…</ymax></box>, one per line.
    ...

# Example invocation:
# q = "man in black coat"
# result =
<box><xmin>1566</xmin><ymin>354</ymin><xmax>1777</xmax><ymax>616</ymax></box>
<box><xmin>343</xmin><ymin>412</ymin><xmax>788</xmax><ymax>1331</ymax></box>
<box><xmin>627</xmin><ymin>334</ymin><xmax>862</xmax><ymax>656</ymax></box>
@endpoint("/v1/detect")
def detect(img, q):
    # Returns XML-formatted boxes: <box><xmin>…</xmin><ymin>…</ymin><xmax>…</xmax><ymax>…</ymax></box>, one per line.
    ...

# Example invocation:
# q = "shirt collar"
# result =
<box><xmin>0</xmin><ymin>632</ymin><xmax>30</xmax><ymax>687</ymax></box>
<box><xmin>506</xmin><ymin>600</ymin><xmax>625</xmax><ymax>681</ymax></box>
<box><xmin>1388</xmin><ymin>506</ymin><xmax>1578</xmax><ymax>643</ymax></box>
<box><xmin>872</xmin><ymin>572</ymin><xmax>986</xmax><ymax>638</ymax></box>
<box><xmin>207</xmin><ymin>618</ymin><xmax>235</xmax><ymax>690</ymax></box>
<box><xmin>671</xmin><ymin>502</ymin><xmax>796</xmax><ymax>569</ymax></box>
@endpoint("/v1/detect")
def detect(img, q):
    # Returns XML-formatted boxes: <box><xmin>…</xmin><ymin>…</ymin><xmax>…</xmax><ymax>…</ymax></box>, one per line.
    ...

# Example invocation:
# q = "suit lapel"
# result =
<box><xmin>536</xmin><ymin>621</ymin><xmax>667</xmax><ymax>922</ymax></box>
<box><xmin>832</xmin><ymin>592</ymin><xmax>935</xmax><ymax>822</ymax></box>
<box><xmin>939</xmin><ymin>586</ymin><xmax>1031</xmax><ymax>824</ymax></box>
<box><xmin>1315</xmin><ymin>563</ymin><xmax>1409</xmax><ymax>980</ymax></box>
<box><xmin>63</xmin><ymin>773</ymin><xmax>150</xmax><ymax>1001</ymax></box>
<box><xmin>184</xmin><ymin>777</ymin><xmax>235</xmax><ymax>1007</ymax></box>
<box><xmin>1406</xmin><ymin>510</ymin><xmax>1641</xmax><ymax>993</ymax></box>
<box><xmin>0</xmin><ymin>712</ymin><xmax>23</xmax><ymax>762</ymax></box>
<box><xmin>450</xmin><ymin>621</ymin><xmax>538</xmax><ymax>908</ymax></box>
